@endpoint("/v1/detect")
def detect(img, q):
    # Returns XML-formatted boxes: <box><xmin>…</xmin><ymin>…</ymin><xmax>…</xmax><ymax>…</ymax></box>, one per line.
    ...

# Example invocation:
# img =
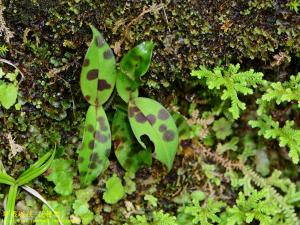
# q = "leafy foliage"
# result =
<box><xmin>103</xmin><ymin>174</ymin><xmax>125</xmax><ymax>204</ymax></box>
<box><xmin>128</xmin><ymin>97</ymin><xmax>179</xmax><ymax>171</ymax></box>
<box><xmin>0</xmin><ymin>82</ymin><xmax>18</xmax><ymax>109</ymax></box>
<box><xmin>112</xmin><ymin>109</ymin><xmax>152</xmax><ymax>173</ymax></box>
<box><xmin>227</xmin><ymin>167</ymin><xmax>299</xmax><ymax>224</ymax></box>
<box><xmin>0</xmin><ymin>68</ymin><xmax>19</xmax><ymax>109</ymax></box>
<box><xmin>78</xmin><ymin>25</ymin><xmax>114</xmax><ymax>186</ymax></box>
<box><xmin>200</xmin><ymin>161</ymin><xmax>221</xmax><ymax>186</ymax></box>
<box><xmin>35</xmin><ymin>201</ymin><xmax>71</xmax><ymax>225</ymax></box>
<box><xmin>178</xmin><ymin>198</ymin><xmax>225</xmax><ymax>225</ymax></box>
<box><xmin>220</xmin><ymin>189</ymin><xmax>280</xmax><ymax>225</ymax></box>
<box><xmin>191</xmin><ymin>64</ymin><xmax>265</xmax><ymax>119</ymax></box>
<box><xmin>120</xmin><ymin>41</ymin><xmax>154</xmax><ymax>82</ymax></box>
<box><xmin>238</xmin><ymin>134</ymin><xmax>257</xmax><ymax>163</ymax></box>
<box><xmin>171</xmin><ymin>112</ymin><xmax>193</xmax><ymax>140</ymax></box>
<box><xmin>216</xmin><ymin>137</ymin><xmax>239</xmax><ymax>154</ymax></box>
<box><xmin>212</xmin><ymin>117</ymin><xmax>232</xmax><ymax>140</ymax></box>
<box><xmin>78</xmin><ymin>105</ymin><xmax>111</xmax><ymax>186</ymax></box>
<box><xmin>72</xmin><ymin>186</ymin><xmax>95</xmax><ymax>225</ymax></box>
<box><xmin>249</xmin><ymin>72</ymin><xmax>300</xmax><ymax>164</ymax></box>
<box><xmin>78</xmin><ymin>26</ymin><xmax>179</xmax><ymax>186</ymax></box>
<box><xmin>287</xmin><ymin>0</ymin><xmax>300</xmax><ymax>12</ymax></box>
<box><xmin>80</xmin><ymin>25</ymin><xmax>116</xmax><ymax>105</ymax></box>
<box><xmin>144</xmin><ymin>194</ymin><xmax>158</xmax><ymax>207</ymax></box>
<box><xmin>116</xmin><ymin>70</ymin><xmax>139</xmax><ymax>103</ymax></box>
<box><xmin>0</xmin><ymin>44</ymin><xmax>8</xmax><ymax>57</ymax></box>
<box><xmin>45</xmin><ymin>159</ymin><xmax>74</xmax><ymax>196</ymax></box>
<box><xmin>124</xmin><ymin>210</ymin><xmax>178</xmax><ymax>225</ymax></box>
<box><xmin>250</xmin><ymin>115</ymin><xmax>300</xmax><ymax>164</ymax></box>
<box><xmin>260</xmin><ymin>73</ymin><xmax>300</xmax><ymax>106</ymax></box>
<box><xmin>124</xmin><ymin>171</ymin><xmax>136</xmax><ymax>194</ymax></box>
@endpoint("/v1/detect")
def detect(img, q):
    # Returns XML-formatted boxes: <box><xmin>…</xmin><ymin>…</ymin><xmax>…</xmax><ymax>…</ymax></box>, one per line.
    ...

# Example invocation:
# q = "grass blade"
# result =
<box><xmin>22</xmin><ymin>185</ymin><xmax>64</xmax><ymax>225</ymax></box>
<box><xmin>3</xmin><ymin>184</ymin><xmax>18</xmax><ymax>225</ymax></box>
<box><xmin>17</xmin><ymin>152</ymin><xmax>52</xmax><ymax>179</ymax></box>
<box><xmin>16</xmin><ymin>151</ymin><xmax>55</xmax><ymax>186</ymax></box>
<box><xmin>0</xmin><ymin>173</ymin><xmax>15</xmax><ymax>185</ymax></box>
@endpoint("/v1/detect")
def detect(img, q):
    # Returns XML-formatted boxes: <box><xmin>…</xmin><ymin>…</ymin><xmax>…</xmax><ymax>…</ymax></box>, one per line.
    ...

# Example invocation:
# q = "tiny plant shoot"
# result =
<box><xmin>78</xmin><ymin>25</ymin><xmax>179</xmax><ymax>186</ymax></box>
<box><xmin>0</xmin><ymin>151</ymin><xmax>57</xmax><ymax>225</ymax></box>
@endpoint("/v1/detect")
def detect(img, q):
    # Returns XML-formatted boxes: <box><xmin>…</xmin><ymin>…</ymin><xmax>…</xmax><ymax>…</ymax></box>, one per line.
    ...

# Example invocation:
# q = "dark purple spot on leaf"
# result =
<box><xmin>87</xmin><ymin>124</ymin><xmax>94</xmax><ymax>132</ymax></box>
<box><xmin>98</xmin><ymin>79</ymin><xmax>111</xmax><ymax>91</ymax></box>
<box><xmin>89</xmin><ymin>162</ymin><xmax>97</xmax><ymax>169</ymax></box>
<box><xmin>90</xmin><ymin>152</ymin><xmax>100</xmax><ymax>162</ymax></box>
<box><xmin>95</xmin><ymin>131</ymin><xmax>108</xmax><ymax>143</ymax></box>
<box><xmin>85</xmin><ymin>95</ymin><xmax>91</xmax><ymax>101</ymax></box>
<box><xmin>95</xmin><ymin>35</ymin><xmax>105</xmax><ymax>47</ymax></box>
<box><xmin>97</xmin><ymin>117</ymin><xmax>107</xmax><ymax>130</ymax></box>
<box><xmin>103</xmin><ymin>49</ymin><xmax>114</xmax><ymax>59</ymax></box>
<box><xmin>163</xmin><ymin>130</ymin><xmax>175</xmax><ymax>142</ymax></box>
<box><xmin>159</xmin><ymin>124</ymin><xmax>167</xmax><ymax>132</ymax></box>
<box><xmin>83</xmin><ymin>59</ymin><xmax>90</xmax><ymax>66</ymax></box>
<box><xmin>135</xmin><ymin>112</ymin><xmax>147</xmax><ymax>123</ymax></box>
<box><xmin>88</xmin><ymin>140</ymin><xmax>95</xmax><ymax>149</ymax></box>
<box><xmin>158</xmin><ymin>109</ymin><xmax>170</xmax><ymax>120</ymax></box>
<box><xmin>87</xmin><ymin>69</ymin><xmax>99</xmax><ymax>80</ymax></box>
<box><xmin>97</xmin><ymin>117</ymin><xmax>105</xmax><ymax>124</ymax></box>
<box><xmin>147</xmin><ymin>114</ymin><xmax>156</xmax><ymax>125</ymax></box>
<box><xmin>128</xmin><ymin>106</ymin><xmax>139</xmax><ymax>117</ymax></box>
<box><xmin>101</xmin><ymin>125</ymin><xmax>108</xmax><ymax>131</ymax></box>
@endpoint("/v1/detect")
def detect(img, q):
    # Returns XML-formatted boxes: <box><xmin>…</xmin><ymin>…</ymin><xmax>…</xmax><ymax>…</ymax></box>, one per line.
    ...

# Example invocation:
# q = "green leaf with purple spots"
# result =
<box><xmin>120</xmin><ymin>41</ymin><xmax>154</xmax><ymax>82</ymax></box>
<box><xmin>116</xmin><ymin>70</ymin><xmax>139</xmax><ymax>103</ymax></box>
<box><xmin>112</xmin><ymin>109</ymin><xmax>152</xmax><ymax>173</ymax></box>
<box><xmin>128</xmin><ymin>97</ymin><xmax>179</xmax><ymax>171</ymax></box>
<box><xmin>80</xmin><ymin>25</ymin><xmax>116</xmax><ymax>105</ymax></box>
<box><xmin>78</xmin><ymin>105</ymin><xmax>111</xmax><ymax>186</ymax></box>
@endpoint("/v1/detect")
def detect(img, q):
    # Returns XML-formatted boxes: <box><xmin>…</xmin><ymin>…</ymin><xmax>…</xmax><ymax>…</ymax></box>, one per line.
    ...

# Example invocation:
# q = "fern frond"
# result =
<box><xmin>242</xmin><ymin>166</ymin><xmax>299</xmax><ymax>225</ymax></box>
<box><xmin>192</xmin><ymin>64</ymin><xmax>265</xmax><ymax>119</ymax></box>
<box><xmin>124</xmin><ymin>210</ymin><xmax>178</xmax><ymax>225</ymax></box>
<box><xmin>249</xmin><ymin>115</ymin><xmax>300</xmax><ymax>163</ymax></box>
<box><xmin>261</xmin><ymin>73</ymin><xmax>300</xmax><ymax>106</ymax></box>
<box><xmin>0</xmin><ymin>44</ymin><xmax>8</xmax><ymax>57</ymax></box>
<box><xmin>180</xmin><ymin>198</ymin><xmax>225</xmax><ymax>225</ymax></box>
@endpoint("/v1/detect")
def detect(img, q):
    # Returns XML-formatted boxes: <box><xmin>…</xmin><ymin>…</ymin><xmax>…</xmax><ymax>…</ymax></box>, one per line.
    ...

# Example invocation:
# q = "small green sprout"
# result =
<box><xmin>0</xmin><ymin>151</ymin><xmax>57</xmax><ymax>225</ymax></box>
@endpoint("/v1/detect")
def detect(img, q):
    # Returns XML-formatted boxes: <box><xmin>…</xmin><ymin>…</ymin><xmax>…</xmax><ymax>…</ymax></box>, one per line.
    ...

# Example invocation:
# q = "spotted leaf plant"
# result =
<box><xmin>78</xmin><ymin>26</ymin><xmax>179</xmax><ymax>186</ymax></box>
